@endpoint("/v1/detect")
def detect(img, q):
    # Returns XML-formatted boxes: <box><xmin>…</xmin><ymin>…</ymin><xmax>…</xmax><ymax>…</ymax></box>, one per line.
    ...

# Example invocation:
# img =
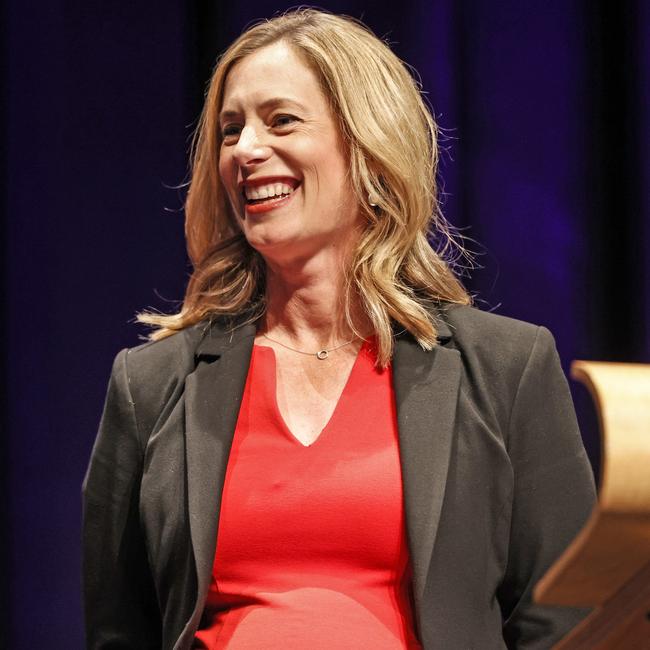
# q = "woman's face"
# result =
<box><xmin>218</xmin><ymin>41</ymin><xmax>362</xmax><ymax>265</ymax></box>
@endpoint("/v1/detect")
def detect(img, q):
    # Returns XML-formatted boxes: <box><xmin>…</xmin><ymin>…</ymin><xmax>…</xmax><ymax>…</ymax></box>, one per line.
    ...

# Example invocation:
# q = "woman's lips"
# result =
<box><xmin>244</xmin><ymin>185</ymin><xmax>298</xmax><ymax>215</ymax></box>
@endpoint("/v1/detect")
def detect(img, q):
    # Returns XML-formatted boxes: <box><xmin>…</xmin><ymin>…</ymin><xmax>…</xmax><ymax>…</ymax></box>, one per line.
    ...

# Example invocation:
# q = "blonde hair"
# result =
<box><xmin>138</xmin><ymin>8</ymin><xmax>471</xmax><ymax>365</ymax></box>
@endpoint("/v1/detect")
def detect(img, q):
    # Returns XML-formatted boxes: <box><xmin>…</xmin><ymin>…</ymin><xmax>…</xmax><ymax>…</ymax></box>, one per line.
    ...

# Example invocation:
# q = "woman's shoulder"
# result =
<box><xmin>124</xmin><ymin>320</ymin><xmax>208</xmax><ymax>382</ymax></box>
<box><xmin>439</xmin><ymin>303</ymin><xmax>542</xmax><ymax>343</ymax></box>
<box><xmin>104</xmin><ymin>321</ymin><xmax>213</xmax><ymax>445</ymax></box>
<box><xmin>120</xmin><ymin>313</ymin><xmax>255</xmax><ymax>390</ymax></box>
<box><xmin>436</xmin><ymin>304</ymin><xmax>574</xmax><ymax>445</ymax></box>
<box><xmin>436</xmin><ymin>303</ymin><xmax>560</xmax><ymax>387</ymax></box>
<box><xmin>437</xmin><ymin>302</ymin><xmax>556</xmax><ymax>353</ymax></box>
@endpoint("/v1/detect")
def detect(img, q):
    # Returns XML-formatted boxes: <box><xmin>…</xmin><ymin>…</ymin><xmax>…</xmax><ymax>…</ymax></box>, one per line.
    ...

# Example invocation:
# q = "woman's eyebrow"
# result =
<box><xmin>219</xmin><ymin>97</ymin><xmax>308</xmax><ymax>123</ymax></box>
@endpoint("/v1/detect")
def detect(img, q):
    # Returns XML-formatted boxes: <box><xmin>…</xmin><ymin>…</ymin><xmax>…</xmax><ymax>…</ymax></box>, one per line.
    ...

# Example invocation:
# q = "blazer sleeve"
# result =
<box><xmin>82</xmin><ymin>348</ymin><xmax>162</xmax><ymax>649</ymax></box>
<box><xmin>497</xmin><ymin>326</ymin><xmax>596</xmax><ymax>649</ymax></box>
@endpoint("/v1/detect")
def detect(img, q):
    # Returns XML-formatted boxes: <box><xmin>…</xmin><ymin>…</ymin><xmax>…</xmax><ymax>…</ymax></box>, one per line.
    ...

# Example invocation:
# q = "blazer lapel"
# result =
<box><xmin>392</xmin><ymin>319</ymin><xmax>461</xmax><ymax>611</ymax></box>
<box><xmin>179</xmin><ymin>319</ymin><xmax>256</xmax><ymax>645</ymax></box>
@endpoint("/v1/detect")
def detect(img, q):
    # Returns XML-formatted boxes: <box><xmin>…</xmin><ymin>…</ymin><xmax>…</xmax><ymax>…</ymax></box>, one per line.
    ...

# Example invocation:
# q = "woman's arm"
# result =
<box><xmin>82</xmin><ymin>348</ymin><xmax>162</xmax><ymax>649</ymax></box>
<box><xmin>497</xmin><ymin>326</ymin><xmax>596</xmax><ymax>649</ymax></box>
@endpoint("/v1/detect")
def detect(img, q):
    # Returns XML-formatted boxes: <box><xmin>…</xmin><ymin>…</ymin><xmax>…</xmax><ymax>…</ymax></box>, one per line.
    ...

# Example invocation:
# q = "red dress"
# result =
<box><xmin>193</xmin><ymin>340</ymin><xmax>422</xmax><ymax>649</ymax></box>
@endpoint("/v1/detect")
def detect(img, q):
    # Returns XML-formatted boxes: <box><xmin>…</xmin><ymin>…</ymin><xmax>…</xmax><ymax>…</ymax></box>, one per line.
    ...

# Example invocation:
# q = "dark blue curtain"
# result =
<box><xmin>3</xmin><ymin>1</ymin><xmax>648</xmax><ymax>646</ymax></box>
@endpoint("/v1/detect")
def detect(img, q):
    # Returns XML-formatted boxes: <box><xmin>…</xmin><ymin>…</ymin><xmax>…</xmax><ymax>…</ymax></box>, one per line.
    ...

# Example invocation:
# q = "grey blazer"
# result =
<box><xmin>82</xmin><ymin>304</ymin><xmax>596</xmax><ymax>649</ymax></box>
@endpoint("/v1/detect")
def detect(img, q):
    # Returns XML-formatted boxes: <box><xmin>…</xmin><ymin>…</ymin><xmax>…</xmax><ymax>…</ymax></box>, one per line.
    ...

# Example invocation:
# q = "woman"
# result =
<box><xmin>82</xmin><ymin>9</ymin><xmax>596</xmax><ymax>649</ymax></box>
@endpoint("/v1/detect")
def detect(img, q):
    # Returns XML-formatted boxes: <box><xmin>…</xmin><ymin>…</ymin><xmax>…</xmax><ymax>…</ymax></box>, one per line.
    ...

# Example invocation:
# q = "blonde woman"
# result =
<box><xmin>82</xmin><ymin>9</ymin><xmax>595</xmax><ymax>649</ymax></box>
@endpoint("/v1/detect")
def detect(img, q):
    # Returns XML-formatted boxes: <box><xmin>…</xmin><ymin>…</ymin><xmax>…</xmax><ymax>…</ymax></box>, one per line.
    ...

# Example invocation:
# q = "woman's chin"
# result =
<box><xmin>245</xmin><ymin>230</ymin><xmax>302</xmax><ymax>256</ymax></box>
<box><xmin>245</xmin><ymin>231</ymin><xmax>326</xmax><ymax>267</ymax></box>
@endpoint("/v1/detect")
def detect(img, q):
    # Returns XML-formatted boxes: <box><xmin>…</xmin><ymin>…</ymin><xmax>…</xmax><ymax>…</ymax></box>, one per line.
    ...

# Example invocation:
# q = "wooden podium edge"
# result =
<box><xmin>534</xmin><ymin>360</ymin><xmax>650</xmax><ymax>648</ymax></box>
<box><xmin>550</xmin><ymin>560</ymin><xmax>650</xmax><ymax>650</ymax></box>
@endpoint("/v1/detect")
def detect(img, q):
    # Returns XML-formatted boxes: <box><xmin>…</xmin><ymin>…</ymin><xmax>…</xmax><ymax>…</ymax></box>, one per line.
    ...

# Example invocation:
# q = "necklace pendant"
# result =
<box><xmin>316</xmin><ymin>349</ymin><xmax>329</xmax><ymax>360</ymax></box>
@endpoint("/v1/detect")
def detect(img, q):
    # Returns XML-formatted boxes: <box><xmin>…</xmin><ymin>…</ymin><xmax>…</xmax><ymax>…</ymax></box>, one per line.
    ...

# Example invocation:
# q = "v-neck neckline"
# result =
<box><xmin>254</xmin><ymin>339</ymin><xmax>371</xmax><ymax>448</ymax></box>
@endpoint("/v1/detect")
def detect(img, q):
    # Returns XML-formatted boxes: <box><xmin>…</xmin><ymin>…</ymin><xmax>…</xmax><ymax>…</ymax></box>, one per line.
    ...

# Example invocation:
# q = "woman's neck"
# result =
<box><xmin>261</xmin><ymin>252</ymin><xmax>367</xmax><ymax>348</ymax></box>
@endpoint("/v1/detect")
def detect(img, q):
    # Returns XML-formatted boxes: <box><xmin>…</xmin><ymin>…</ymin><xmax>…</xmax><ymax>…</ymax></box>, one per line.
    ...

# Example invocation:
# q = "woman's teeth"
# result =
<box><xmin>244</xmin><ymin>182</ymin><xmax>295</xmax><ymax>202</ymax></box>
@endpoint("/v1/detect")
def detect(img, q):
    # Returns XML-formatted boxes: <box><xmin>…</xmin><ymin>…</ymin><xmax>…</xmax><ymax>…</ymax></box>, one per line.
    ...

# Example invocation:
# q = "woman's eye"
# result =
<box><xmin>272</xmin><ymin>114</ymin><xmax>298</xmax><ymax>128</ymax></box>
<box><xmin>221</xmin><ymin>124</ymin><xmax>241</xmax><ymax>139</ymax></box>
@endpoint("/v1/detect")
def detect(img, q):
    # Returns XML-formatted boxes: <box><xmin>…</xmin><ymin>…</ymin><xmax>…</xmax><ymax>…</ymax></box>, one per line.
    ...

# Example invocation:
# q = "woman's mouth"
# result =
<box><xmin>242</xmin><ymin>179</ymin><xmax>300</xmax><ymax>215</ymax></box>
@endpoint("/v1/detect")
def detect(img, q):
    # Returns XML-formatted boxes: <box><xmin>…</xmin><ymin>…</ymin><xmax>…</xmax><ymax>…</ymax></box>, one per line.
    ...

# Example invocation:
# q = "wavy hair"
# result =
<box><xmin>138</xmin><ymin>8</ymin><xmax>471</xmax><ymax>365</ymax></box>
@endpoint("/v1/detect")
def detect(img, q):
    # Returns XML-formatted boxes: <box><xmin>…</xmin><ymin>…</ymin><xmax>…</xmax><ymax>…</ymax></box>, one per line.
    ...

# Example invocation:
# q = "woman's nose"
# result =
<box><xmin>232</xmin><ymin>125</ymin><xmax>271</xmax><ymax>166</ymax></box>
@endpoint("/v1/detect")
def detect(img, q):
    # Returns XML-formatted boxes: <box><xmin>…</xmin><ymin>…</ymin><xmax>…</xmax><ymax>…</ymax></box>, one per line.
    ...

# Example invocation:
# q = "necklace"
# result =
<box><xmin>261</xmin><ymin>332</ymin><xmax>358</xmax><ymax>360</ymax></box>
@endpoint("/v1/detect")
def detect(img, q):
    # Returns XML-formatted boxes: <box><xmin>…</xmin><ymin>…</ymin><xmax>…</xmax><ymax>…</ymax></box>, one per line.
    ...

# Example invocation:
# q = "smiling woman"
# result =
<box><xmin>217</xmin><ymin>41</ymin><xmax>361</xmax><ymax>262</ymax></box>
<box><xmin>136</xmin><ymin>8</ymin><xmax>470</xmax><ymax>366</ymax></box>
<box><xmin>82</xmin><ymin>8</ymin><xmax>596</xmax><ymax>650</ymax></box>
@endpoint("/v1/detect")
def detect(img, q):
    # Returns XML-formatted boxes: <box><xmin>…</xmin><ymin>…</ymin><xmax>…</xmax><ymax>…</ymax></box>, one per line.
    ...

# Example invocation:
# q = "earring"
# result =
<box><xmin>368</xmin><ymin>191</ymin><xmax>379</xmax><ymax>207</ymax></box>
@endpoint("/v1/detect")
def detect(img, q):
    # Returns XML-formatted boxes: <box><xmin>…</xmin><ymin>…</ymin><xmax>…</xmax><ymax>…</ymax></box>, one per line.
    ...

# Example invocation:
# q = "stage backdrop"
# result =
<box><xmin>3</xmin><ymin>1</ymin><xmax>648</xmax><ymax>646</ymax></box>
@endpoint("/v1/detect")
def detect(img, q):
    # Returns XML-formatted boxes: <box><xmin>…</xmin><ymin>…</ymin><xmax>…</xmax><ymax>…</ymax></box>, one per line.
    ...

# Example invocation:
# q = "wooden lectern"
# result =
<box><xmin>534</xmin><ymin>361</ymin><xmax>650</xmax><ymax>649</ymax></box>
